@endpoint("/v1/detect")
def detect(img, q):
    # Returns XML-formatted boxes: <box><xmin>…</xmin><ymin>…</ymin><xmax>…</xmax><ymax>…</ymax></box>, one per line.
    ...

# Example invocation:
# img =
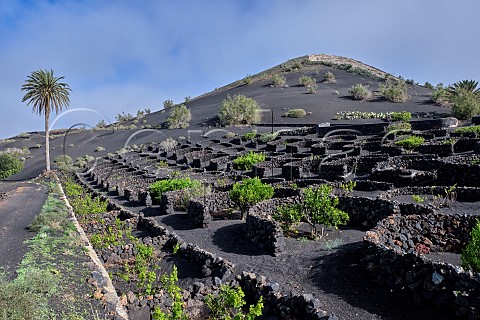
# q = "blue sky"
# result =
<box><xmin>1</xmin><ymin>0</ymin><xmax>479</xmax><ymax>138</ymax></box>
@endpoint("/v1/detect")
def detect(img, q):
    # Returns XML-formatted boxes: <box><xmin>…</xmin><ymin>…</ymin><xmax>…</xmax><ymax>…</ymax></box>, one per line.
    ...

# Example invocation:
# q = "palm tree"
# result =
<box><xmin>447</xmin><ymin>80</ymin><xmax>480</xmax><ymax>98</ymax></box>
<box><xmin>21</xmin><ymin>69</ymin><xmax>71</xmax><ymax>172</ymax></box>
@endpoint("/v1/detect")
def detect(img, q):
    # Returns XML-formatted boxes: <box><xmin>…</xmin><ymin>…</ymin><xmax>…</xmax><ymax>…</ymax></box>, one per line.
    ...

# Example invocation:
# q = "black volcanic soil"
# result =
<box><xmin>82</xmin><ymin>175</ymin><xmax>450</xmax><ymax>320</ymax></box>
<box><xmin>1</xmin><ymin>55</ymin><xmax>461</xmax><ymax>319</ymax></box>
<box><xmin>2</xmin><ymin>57</ymin><xmax>450</xmax><ymax>181</ymax></box>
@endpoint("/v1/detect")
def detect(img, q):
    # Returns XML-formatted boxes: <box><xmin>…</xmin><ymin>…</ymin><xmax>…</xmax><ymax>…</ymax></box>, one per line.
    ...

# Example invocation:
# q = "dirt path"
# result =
<box><xmin>0</xmin><ymin>181</ymin><xmax>48</xmax><ymax>277</ymax></box>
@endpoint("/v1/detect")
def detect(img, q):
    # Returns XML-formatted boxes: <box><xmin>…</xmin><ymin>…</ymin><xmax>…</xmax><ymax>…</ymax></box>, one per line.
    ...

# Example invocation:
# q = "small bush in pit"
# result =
<box><xmin>149</xmin><ymin>177</ymin><xmax>201</xmax><ymax>202</ymax></box>
<box><xmin>283</xmin><ymin>109</ymin><xmax>307</xmax><ymax>118</ymax></box>
<box><xmin>95</xmin><ymin>146</ymin><xmax>105</xmax><ymax>152</ymax></box>
<box><xmin>461</xmin><ymin>219</ymin><xmax>480</xmax><ymax>273</ymax></box>
<box><xmin>390</xmin><ymin>111</ymin><xmax>412</xmax><ymax>122</ymax></box>
<box><xmin>224</xmin><ymin>131</ymin><xmax>236</xmax><ymax>139</ymax></box>
<box><xmin>157</xmin><ymin>160</ymin><xmax>168</xmax><ymax>168</ymax></box>
<box><xmin>53</xmin><ymin>154</ymin><xmax>74</xmax><ymax>171</ymax></box>
<box><xmin>0</xmin><ymin>153</ymin><xmax>24</xmax><ymax>179</ymax></box>
<box><xmin>303</xmin><ymin>184</ymin><xmax>349</xmax><ymax>238</ymax></box>
<box><xmin>159</xmin><ymin>137</ymin><xmax>177</xmax><ymax>151</ymax></box>
<box><xmin>339</xmin><ymin>180</ymin><xmax>356</xmax><ymax>196</ymax></box>
<box><xmin>271</xmin><ymin>74</ymin><xmax>287</xmax><ymax>87</ymax></box>
<box><xmin>273</xmin><ymin>204</ymin><xmax>304</xmax><ymax>233</ymax></box>
<box><xmin>241</xmin><ymin>130</ymin><xmax>257</xmax><ymax>140</ymax></box>
<box><xmin>451</xmin><ymin>89</ymin><xmax>480</xmax><ymax>120</ymax></box>
<box><xmin>412</xmin><ymin>195</ymin><xmax>426</xmax><ymax>203</ymax></box>
<box><xmin>387</xmin><ymin>121</ymin><xmax>412</xmax><ymax>133</ymax></box>
<box><xmin>455</xmin><ymin>125</ymin><xmax>480</xmax><ymax>136</ymax></box>
<box><xmin>205</xmin><ymin>284</ymin><xmax>264</xmax><ymax>320</ymax></box>
<box><xmin>230</xmin><ymin>177</ymin><xmax>274</xmax><ymax>218</ymax></box>
<box><xmin>299</xmin><ymin>75</ymin><xmax>317</xmax><ymax>88</ymax></box>
<box><xmin>152</xmin><ymin>265</ymin><xmax>187</xmax><ymax>320</ymax></box>
<box><xmin>395</xmin><ymin>136</ymin><xmax>425</xmax><ymax>151</ymax></box>
<box><xmin>34</xmin><ymin>143</ymin><xmax>42</xmax><ymax>148</ymax></box>
<box><xmin>218</xmin><ymin>94</ymin><xmax>261</xmax><ymax>126</ymax></box>
<box><xmin>166</xmin><ymin>104</ymin><xmax>191</xmax><ymax>129</ymax></box>
<box><xmin>379</xmin><ymin>78</ymin><xmax>409</xmax><ymax>103</ymax></box>
<box><xmin>349</xmin><ymin>84</ymin><xmax>372</xmax><ymax>101</ymax></box>
<box><xmin>323</xmin><ymin>71</ymin><xmax>336</xmax><ymax>83</ymax></box>
<box><xmin>258</xmin><ymin>132</ymin><xmax>278</xmax><ymax>143</ymax></box>
<box><xmin>233</xmin><ymin>151</ymin><xmax>266</xmax><ymax>170</ymax></box>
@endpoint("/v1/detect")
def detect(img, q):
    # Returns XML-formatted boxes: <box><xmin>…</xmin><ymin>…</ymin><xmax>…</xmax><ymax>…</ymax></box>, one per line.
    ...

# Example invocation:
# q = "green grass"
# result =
<box><xmin>0</xmin><ymin>268</ymin><xmax>58</xmax><ymax>320</ymax></box>
<box><xmin>0</xmin><ymin>179</ymin><xmax>104</xmax><ymax>320</ymax></box>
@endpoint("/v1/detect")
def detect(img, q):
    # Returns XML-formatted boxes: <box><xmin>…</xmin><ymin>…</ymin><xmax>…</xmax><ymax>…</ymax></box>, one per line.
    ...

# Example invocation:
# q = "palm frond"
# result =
<box><xmin>21</xmin><ymin>69</ymin><xmax>71</xmax><ymax>116</ymax></box>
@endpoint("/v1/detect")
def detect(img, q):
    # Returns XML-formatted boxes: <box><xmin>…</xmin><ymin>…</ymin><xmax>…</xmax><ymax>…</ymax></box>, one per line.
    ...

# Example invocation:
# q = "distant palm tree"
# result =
<box><xmin>447</xmin><ymin>80</ymin><xmax>480</xmax><ymax>97</ymax></box>
<box><xmin>21</xmin><ymin>69</ymin><xmax>71</xmax><ymax>171</ymax></box>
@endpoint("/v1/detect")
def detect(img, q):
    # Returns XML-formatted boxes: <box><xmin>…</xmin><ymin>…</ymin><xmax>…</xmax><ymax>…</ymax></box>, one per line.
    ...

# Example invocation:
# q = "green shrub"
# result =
<box><xmin>70</xmin><ymin>194</ymin><xmax>108</xmax><ymax>215</ymax></box>
<box><xmin>63</xmin><ymin>179</ymin><xmax>84</xmax><ymax>198</ymax></box>
<box><xmin>455</xmin><ymin>125</ymin><xmax>480</xmax><ymax>136</ymax></box>
<box><xmin>391</xmin><ymin>111</ymin><xmax>412</xmax><ymax>122</ymax></box>
<box><xmin>412</xmin><ymin>195</ymin><xmax>426</xmax><ymax>203</ymax></box>
<box><xmin>349</xmin><ymin>84</ymin><xmax>372</xmax><ymax>101</ymax></box>
<box><xmin>323</xmin><ymin>71</ymin><xmax>336</xmax><ymax>83</ymax></box>
<box><xmin>395</xmin><ymin>136</ymin><xmax>425</xmax><ymax>151</ymax></box>
<box><xmin>241</xmin><ymin>130</ymin><xmax>257</xmax><ymax>140</ymax></box>
<box><xmin>152</xmin><ymin>265</ymin><xmax>188</xmax><ymax>320</ymax></box>
<box><xmin>451</xmin><ymin>89</ymin><xmax>480</xmax><ymax>120</ymax></box>
<box><xmin>242</xmin><ymin>75</ymin><xmax>253</xmax><ymax>85</ymax></box>
<box><xmin>379</xmin><ymin>78</ymin><xmax>408</xmax><ymax>103</ymax></box>
<box><xmin>431</xmin><ymin>84</ymin><xmax>449</xmax><ymax>106</ymax></box>
<box><xmin>387</xmin><ymin>121</ymin><xmax>412</xmax><ymax>133</ymax></box>
<box><xmin>258</xmin><ymin>132</ymin><xmax>278</xmax><ymax>143</ymax></box>
<box><xmin>149</xmin><ymin>177</ymin><xmax>201</xmax><ymax>202</ymax></box>
<box><xmin>163</xmin><ymin>99</ymin><xmax>175</xmax><ymax>109</ymax></box>
<box><xmin>335</xmin><ymin>111</ymin><xmax>389</xmax><ymax>120</ymax></box>
<box><xmin>299</xmin><ymin>75</ymin><xmax>317</xmax><ymax>88</ymax></box>
<box><xmin>230</xmin><ymin>178</ymin><xmax>274</xmax><ymax>217</ymax></box>
<box><xmin>205</xmin><ymin>284</ymin><xmax>263</xmax><ymax>320</ymax></box>
<box><xmin>461</xmin><ymin>220</ymin><xmax>480</xmax><ymax>273</ymax></box>
<box><xmin>272</xmin><ymin>204</ymin><xmax>304</xmax><ymax>233</ymax></box>
<box><xmin>218</xmin><ymin>94</ymin><xmax>261</xmax><ymax>126</ymax></box>
<box><xmin>224</xmin><ymin>131</ymin><xmax>236</xmax><ymax>139</ymax></box>
<box><xmin>166</xmin><ymin>104</ymin><xmax>191</xmax><ymax>129</ymax></box>
<box><xmin>283</xmin><ymin>109</ymin><xmax>307</xmax><ymax>118</ymax></box>
<box><xmin>424</xmin><ymin>82</ymin><xmax>434</xmax><ymax>89</ymax></box>
<box><xmin>115</xmin><ymin>112</ymin><xmax>134</xmax><ymax>122</ymax></box>
<box><xmin>0</xmin><ymin>153</ymin><xmax>24</xmax><ymax>179</ymax></box>
<box><xmin>95</xmin><ymin>146</ymin><xmax>105</xmax><ymax>152</ymax></box>
<box><xmin>159</xmin><ymin>137</ymin><xmax>177</xmax><ymax>151</ymax></box>
<box><xmin>53</xmin><ymin>154</ymin><xmax>74</xmax><ymax>171</ymax></box>
<box><xmin>233</xmin><ymin>151</ymin><xmax>266</xmax><ymax>170</ymax></box>
<box><xmin>303</xmin><ymin>184</ymin><xmax>349</xmax><ymax>238</ymax></box>
<box><xmin>271</xmin><ymin>74</ymin><xmax>287</xmax><ymax>87</ymax></box>
<box><xmin>307</xmin><ymin>86</ymin><xmax>317</xmax><ymax>94</ymax></box>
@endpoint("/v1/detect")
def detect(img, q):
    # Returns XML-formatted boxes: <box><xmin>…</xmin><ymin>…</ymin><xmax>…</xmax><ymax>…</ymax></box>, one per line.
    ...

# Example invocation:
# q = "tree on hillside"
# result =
<box><xmin>21</xmin><ymin>69</ymin><xmax>71</xmax><ymax>171</ymax></box>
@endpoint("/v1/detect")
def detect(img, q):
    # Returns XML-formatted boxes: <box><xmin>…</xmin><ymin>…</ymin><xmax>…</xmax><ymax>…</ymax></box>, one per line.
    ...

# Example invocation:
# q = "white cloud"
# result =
<box><xmin>1</xmin><ymin>0</ymin><xmax>480</xmax><ymax>138</ymax></box>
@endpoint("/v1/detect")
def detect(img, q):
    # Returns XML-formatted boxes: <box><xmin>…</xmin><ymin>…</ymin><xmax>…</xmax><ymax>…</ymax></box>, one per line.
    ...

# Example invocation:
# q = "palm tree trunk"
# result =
<box><xmin>45</xmin><ymin>109</ymin><xmax>50</xmax><ymax>171</ymax></box>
